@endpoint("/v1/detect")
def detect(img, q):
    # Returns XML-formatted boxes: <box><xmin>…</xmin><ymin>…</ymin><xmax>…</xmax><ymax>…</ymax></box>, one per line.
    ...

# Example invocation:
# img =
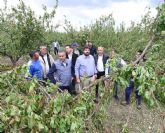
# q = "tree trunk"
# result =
<box><xmin>9</xmin><ymin>57</ymin><xmax>20</xmax><ymax>67</ymax></box>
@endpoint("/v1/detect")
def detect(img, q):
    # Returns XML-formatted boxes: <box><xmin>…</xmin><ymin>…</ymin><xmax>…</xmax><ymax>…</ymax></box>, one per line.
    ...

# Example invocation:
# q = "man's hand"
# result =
<box><xmin>71</xmin><ymin>77</ymin><xmax>74</xmax><ymax>81</ymax></box>
<box><xmin>92</xmin><ymin>75</ymin><xmax>97</xmax><ymax>82</ymax></box>
<box><xmin>76</xmin><ymin>78</ymin><xmax>80</xmax><ymax>83</ymax></box>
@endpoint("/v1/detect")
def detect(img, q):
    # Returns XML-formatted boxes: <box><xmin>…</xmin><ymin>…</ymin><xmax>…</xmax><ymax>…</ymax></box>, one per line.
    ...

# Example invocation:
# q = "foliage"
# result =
<box><xmin>0</xmin><ymin>0</ymin><xmax>58</xmax><ymax>66</ymax></box>
<box><xmin>62</xmin><ymin>4</ymin><xmax>165</xmax><ymax>61</ymax></box>
<box><xmin>157</xmin><ymin>4</ymin><xmax>165</xmax><ymax>33</ymax></box>
<box><xmin>106</xmin><ymin>44</ymin><xmax>165</xmax><ymax>107</ymax></box>
<box><xmin>0</xmin><ymin>66</ymin><xmax>111</xmax><ymax>132</ymax></box>
<box><xmin>0</xmin><ymin>1</ymin><xmax>164</xmax><ymax>132</ymax></box>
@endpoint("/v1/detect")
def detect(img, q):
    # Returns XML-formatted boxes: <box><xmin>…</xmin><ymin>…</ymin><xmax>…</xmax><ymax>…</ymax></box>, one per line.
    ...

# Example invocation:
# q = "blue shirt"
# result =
<box><xmin>29</xmin><ymin>60</ymin><xmax>43</xmax><ymax>80</ymax></box>
<box><xmin>48</xmin><ymin>59</ymin><xmax>72</xmax><ymax>86</ymax></box>
<box><xmin>75</xmin><ymin>55</ymin><xmax>97</xmax><ymax>77</ymax></box>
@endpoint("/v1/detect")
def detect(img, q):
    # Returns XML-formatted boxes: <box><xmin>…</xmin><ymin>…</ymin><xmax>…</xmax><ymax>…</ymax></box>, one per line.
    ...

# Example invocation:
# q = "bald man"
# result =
<box><xmin>94</xmin><ymin>47</ymin><xmax>109</xmax><ymax>102</ymax></box>
<box><xmin>48</xmin><ymin>51</ymin><xmax>73</xmax><ymax>93</ymax></box>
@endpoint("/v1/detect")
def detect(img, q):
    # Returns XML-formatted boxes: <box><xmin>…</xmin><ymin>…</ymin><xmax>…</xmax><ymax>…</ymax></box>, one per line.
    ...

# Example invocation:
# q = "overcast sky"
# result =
<box><xmin>0</xmin><ymin>0</ymin><xmax>164</xmax><ymax>31</ymax></box>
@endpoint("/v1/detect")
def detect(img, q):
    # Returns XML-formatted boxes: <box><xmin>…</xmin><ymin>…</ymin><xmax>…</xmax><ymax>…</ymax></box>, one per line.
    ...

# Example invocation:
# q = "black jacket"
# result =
<box><xmin>94</xmin><ymin>54</ymin><xmax>109</xmax><ymax>72</ymax></box>
<box><xmin>90</xmin><ymin>46</ymin><xmax>97</xmax><ymax>56</ymax></box>
<box><xmin>66</xmin><ymin>53</ymin><xmax>78</xmax><ymax>76</ymax></box>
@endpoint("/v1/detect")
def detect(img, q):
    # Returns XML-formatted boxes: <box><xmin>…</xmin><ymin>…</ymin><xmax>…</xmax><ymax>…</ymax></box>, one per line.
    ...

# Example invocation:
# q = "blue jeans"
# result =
<box><xmin>125</xmin><ymin>78</ymin><xmax>141</xmax><ymax>105</ymax></box>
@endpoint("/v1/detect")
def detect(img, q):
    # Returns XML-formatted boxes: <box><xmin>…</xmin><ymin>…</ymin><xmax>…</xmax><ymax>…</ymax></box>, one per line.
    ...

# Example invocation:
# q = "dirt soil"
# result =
<box><xmin>104</xmin><ymin>93</ymin><xmax>165</xmax><ymax>133</ymax></box>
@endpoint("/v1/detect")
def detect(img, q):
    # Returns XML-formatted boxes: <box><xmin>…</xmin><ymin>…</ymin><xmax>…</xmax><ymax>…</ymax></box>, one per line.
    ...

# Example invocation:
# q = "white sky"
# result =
<box><xmin>0</xmin><ymin>0</ymin><xmax>163</xmax><ymax>32</ymax></box>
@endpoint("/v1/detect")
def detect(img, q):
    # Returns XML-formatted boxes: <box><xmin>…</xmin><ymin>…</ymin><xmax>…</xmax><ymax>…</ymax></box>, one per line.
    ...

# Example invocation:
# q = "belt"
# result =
<box><xmin>80</xmin><ymin>75</ymin><xmax>93</xmax><ymax>78</ymax></box>
<box><xmin>98</xmin><ymin>71</ymin><xmax>105</xmax><ymax>73</ymax></box>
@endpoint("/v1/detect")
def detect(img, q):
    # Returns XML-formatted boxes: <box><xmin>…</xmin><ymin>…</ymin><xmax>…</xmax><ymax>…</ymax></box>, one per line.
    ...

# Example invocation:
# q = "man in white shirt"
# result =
<box><xmin>52</xmin><ymin>41</ymin><xmax>60</xmax><ymax>55</ymax></box>
<box><xmin>105</xmin><ymin>48</ymin><xmax>126</xmax><ymax>101</ymax></box>
<box><xmin>94</xmin><ymin>47</ymin><xmax>109</xmax><ymax>102</ymax></box>
<box><xmin>39</xmin><ymin>45</ymin><xmax>54</xmax><ymax>80</ymax></box>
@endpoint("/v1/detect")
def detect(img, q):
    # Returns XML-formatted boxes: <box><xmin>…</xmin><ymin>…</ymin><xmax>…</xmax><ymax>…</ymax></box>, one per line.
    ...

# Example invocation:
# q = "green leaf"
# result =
<box><xmin>38</xmin><ymin>122</ymin><xmax>45</xmax><ymax>130</ymax></box>
<box><xmin>145</xmin><ymin>91</ymin><xmax>150</xmax><ymax>99</ymax></box>
<box><xmin>71</xmin><ymin>122</ymin><xmax>78</xmax><ymax>131</ymax></box>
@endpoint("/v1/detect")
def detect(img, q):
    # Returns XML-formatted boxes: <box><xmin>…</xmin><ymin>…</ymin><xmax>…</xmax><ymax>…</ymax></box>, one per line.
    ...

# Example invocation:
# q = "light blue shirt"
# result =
<box><xmin>75</xmin><ymin>55</ymin><xmax>97</xmax><ymax>77</ymax></box>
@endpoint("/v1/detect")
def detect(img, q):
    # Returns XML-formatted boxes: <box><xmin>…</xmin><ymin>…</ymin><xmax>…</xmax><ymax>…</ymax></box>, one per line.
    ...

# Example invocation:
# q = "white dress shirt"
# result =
<box><xmin>68</xmin><ymin>52</ymin><xmax>73</xmax><ymax>60</ymax></box>
<box><xmin>43</xmin><ymin>55</ymin><xmax>50</xmax><ymax>74</ymax></box>
<box><xmin>97</xmin><ymin>55</ymin><xmax>104</xmax><ymax>72</ymax></box>
<box><xmin>53</xmin><ymin>41</ymin><xmax>60</xmax><ymax>49</ymax></box>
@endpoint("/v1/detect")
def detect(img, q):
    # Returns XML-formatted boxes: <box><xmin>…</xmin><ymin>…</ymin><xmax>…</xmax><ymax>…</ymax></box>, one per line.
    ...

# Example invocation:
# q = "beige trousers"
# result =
<box><xmin>75</xmin><ymin>77</ymin><xmax>93</xmax><ymax>93</ymax></box>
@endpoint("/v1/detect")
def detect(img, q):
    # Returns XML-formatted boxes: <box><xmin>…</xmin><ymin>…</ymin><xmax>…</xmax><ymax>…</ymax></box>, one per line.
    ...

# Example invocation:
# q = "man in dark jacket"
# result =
<box><xmin>71</xmin><ymin>42</ymin><xmax>82</xmax><ymax>56</ymax></box>
<box><xmin>87</xmin><ymin>41</ymin><xmax>97</xmax><ymax>56</ymax></box>
<box><xmin>94</xmin><ymin>47</ymin><xmax>109</xmax><ymax>102</ymax></box>
<box><xmin>65</xmin><ymin>45</ymin><xmax>78</xmax><ymax>94</ymax></box>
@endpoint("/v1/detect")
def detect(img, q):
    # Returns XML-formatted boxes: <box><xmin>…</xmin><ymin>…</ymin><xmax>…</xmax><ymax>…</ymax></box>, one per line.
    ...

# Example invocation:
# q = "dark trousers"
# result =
<box><xmin>54</xmin><ymin>47</ymin><xmax>58</xmax><ymax>55</ymax></box>
<box><xmin>125</xmin><ymin>78</ymin><xmax>141</xmax><ymax>105</ymax></box>
<box><xmin>96</xmin><ymin>71</ymin><xmax>105</xmax><ymax>98</ymax></box>
<box><xmin>71</xmin><ymin>78</ymin><xmax>76</xmax><ymax>95</ymax></box>
<box><xmin>114</xmin><ymin>81</ymin><xmax>119</xmax><ymax>99</ymax></box>
<box><xmin>59</xmin><ymin>86</ymin><xmax>72</xmax><ymax>94</ymax></box>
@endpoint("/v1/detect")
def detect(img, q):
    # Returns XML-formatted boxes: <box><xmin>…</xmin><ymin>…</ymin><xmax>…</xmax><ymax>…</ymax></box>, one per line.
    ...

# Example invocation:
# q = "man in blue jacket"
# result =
<box><xmin>29</xmin><ymin>51</ymin><xmax>44</xmax><ymax>80</ymax></box>
<box><xmin>48</xmin><ymin>51</ymin><xmax>73</xmax><ymax>93</ymax></box>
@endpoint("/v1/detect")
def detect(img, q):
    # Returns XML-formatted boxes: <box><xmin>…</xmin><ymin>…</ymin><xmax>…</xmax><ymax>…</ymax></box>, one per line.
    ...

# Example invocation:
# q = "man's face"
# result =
<box><xmin>88</xmin><ymin>42</ymin><xmax>92</xmax><ymax>48</ymax></box>
<box><xmin>33</xmin><ymin>52</ymin><xmax>39</xmax><ymax>60</ymax></box>
<box><xmin>58</xmin><ymin>52</ymin><xmax>66</xmax><ymax>62</ymax></box>
<box><xmin>40</xmin><ymin>47</ymin><xmax>47</xmax><ymax>55</ymax></box>
<box><xmin>83</xmin><ymin>48</ymin><xmax>90</xmax><ymax>56</ymax></box>
<box><xmin>97</xmin><ymin>47</ymin><xmax>104</xmax><ymax>56</ymax></box>
<box><xmin>65</xmin><ymin>46</ymin><xmax>72</xmax><ymax>54</ymax></box>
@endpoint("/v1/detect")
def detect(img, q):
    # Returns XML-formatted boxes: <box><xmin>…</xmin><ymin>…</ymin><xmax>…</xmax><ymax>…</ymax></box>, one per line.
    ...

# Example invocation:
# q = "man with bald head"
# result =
<box><xmin>94</xmin><ymin>47</ymin><xmax>109</xmax><ymax>102</ymax></box>
<box><xmin>48</xmin><ymin>51</ymin><xmax>73</xmax><ymax>93</ymax></box>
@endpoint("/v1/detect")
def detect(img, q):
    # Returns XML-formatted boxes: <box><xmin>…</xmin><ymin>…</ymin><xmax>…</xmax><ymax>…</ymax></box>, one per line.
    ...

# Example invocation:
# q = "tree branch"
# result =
<box><xmin>133</xmin><ymin>8</ymin><xmax>161</xmax><ymax>65</ymax></box>
<box><xmin>133</xmin><ymin>35</ymin><xmax>155</xmax><ymax>65</ymax></box>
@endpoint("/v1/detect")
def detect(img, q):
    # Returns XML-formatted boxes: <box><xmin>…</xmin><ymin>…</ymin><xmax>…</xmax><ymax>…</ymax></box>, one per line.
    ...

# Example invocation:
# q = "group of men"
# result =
<box><xmin>28</xmin><ymin>40</ymin><xmax>144</xmax><ymax>109</ymax></box>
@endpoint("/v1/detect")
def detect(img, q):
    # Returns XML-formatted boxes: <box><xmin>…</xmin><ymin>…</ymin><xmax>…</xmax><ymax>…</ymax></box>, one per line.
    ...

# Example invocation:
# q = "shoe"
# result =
<box><xmin>121</xmin><ymin>101</ymin><xmax>129</xmax><ymax>106</ymax></box>
<box><xmin>137</xmin><ymin>104</ymin><xmax>141</xmax><ymax>110</ymax></box>
<box><xmin>113</xmin><ymin>95</ymin><xmax>119</xmax><ymax>101</ymax></box>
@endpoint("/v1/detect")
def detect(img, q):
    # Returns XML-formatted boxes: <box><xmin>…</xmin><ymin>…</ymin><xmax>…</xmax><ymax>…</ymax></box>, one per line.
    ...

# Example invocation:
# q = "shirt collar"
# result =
<box><xmin>68</xmin><ymin>52</ymin><xmax>73</xmax><ymax>56</ymax></box>
<box><xmin>60</xmin><ymin>59</ymin><xmax>68</xmax><ymax>66</ymax></box>
<box><xmin>60</xmin><ymin>59</ymin><xmax>67</xmax><ymax>63</ymax></box>
<box><xmin>98</xmin><ymin>54</ymin><xmax>103</xmax><ymax>58</ymax></box>
<box><xmin>83</xmin><ymin>54</ymin><xmax>90</xmax><ymax>59</ymax></box>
